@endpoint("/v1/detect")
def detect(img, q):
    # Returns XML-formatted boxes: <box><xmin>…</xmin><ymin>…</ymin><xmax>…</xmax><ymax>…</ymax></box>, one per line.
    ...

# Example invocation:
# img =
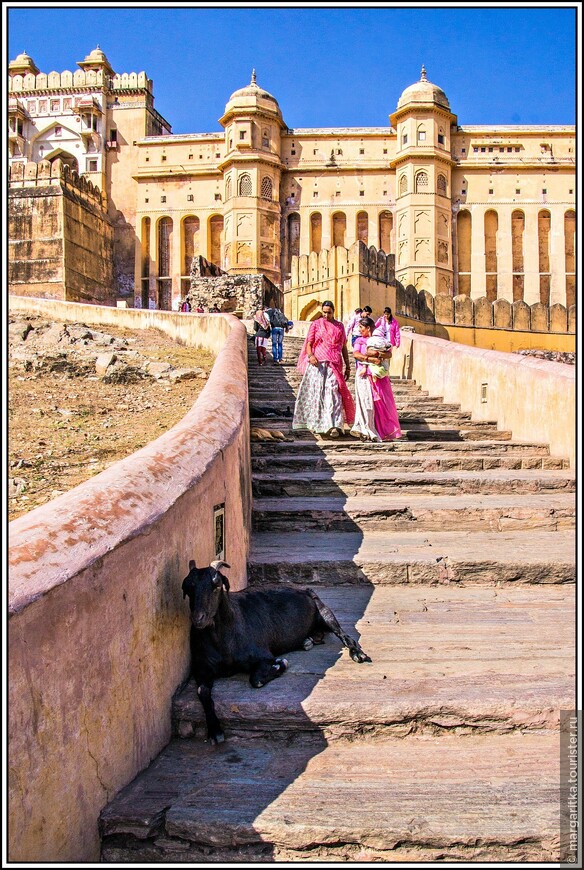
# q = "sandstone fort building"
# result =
<box><xmin>8</xmin><ymin>48</ymin><xmax>576</xmax><ymax>327</ymax></box>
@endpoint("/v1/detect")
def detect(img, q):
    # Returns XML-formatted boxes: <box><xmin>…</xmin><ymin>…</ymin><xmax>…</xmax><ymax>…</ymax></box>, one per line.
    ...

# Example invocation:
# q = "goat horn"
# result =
<box><xmin>210</xmin><ymin>560</ymin><xmax>231</xmax><ymax>571</ymax></box>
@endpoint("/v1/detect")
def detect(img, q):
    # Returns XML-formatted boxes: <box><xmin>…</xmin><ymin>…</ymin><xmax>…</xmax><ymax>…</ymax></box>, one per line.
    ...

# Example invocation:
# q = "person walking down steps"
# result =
<box><xmin>293</xmin><ymin>300</ymin><xmax>355</xmax><ymax>438</ymax></box>
<box><xmin>253</xmin><ymin>309</ymin><xmax>272</xmax><ymax>366</ymax></box>
<box><xmin>266</xmin><ymin>305</ymin><xmax>290</xmax><ymax>365</ymax></box>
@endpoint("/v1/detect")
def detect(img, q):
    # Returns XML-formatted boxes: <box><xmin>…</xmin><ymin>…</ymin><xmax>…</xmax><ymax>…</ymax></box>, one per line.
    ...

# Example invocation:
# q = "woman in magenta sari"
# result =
<box><xmin>351</xmin><ymin>317</ymin><xmax>402</xmax><ymax>442</ymax></box>
<box><xmin>293</xmin><ymin>301</ymin><xmax>355</xmax><ymax>437</ymax></box>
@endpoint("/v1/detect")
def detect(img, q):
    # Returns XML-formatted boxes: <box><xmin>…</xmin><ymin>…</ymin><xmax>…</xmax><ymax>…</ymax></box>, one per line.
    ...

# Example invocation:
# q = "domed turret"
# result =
<box><xmin>397</xmin><ymin>65</ymin><xmax>450</xmax><ymax>111</ymax></box>
<box><xmin>77</xmin><ymin>46</ymin><xmax>115</xmax><ymax>77</ymax></box>
<box><xmin>9</xmin><ymin>51</ymin><xmax>40</xmax><ymax>77</ymax></box>
<box><xmin>222</xmin><ymin>70</ymin><xmax>282</xmax><ymax>122</ymax></box>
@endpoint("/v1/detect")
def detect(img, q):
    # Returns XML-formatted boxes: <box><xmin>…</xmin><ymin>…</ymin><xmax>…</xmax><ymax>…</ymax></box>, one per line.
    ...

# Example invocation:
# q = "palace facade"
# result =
<box><xmin>8</xmin><ymin>48</ymin><xmax>576</xmax><ymax>319</ymax></box>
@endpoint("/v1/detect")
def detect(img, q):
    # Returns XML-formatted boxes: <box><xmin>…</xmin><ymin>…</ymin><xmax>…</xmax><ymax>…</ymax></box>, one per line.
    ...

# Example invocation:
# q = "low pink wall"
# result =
<box><xmin>392</xmin><ymin>331</ymin><xmax>576</xmax><ymax>467</ymax></box>
<box><xmin>8</xmin><ymin>299</ymin><xmax>252</xmax><ymax>861</ymax></box>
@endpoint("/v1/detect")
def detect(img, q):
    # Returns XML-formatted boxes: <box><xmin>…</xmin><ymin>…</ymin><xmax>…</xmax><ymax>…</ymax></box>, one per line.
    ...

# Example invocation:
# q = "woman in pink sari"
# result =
<box><xmin>293</xmin><ymin>301</ymin><xmax>355</xmax><ymax>437</ymax></box>
<box><xmin>351</xmin><ymin>317</ymin><xmax>402</xmax><ymax>442</ymax></box>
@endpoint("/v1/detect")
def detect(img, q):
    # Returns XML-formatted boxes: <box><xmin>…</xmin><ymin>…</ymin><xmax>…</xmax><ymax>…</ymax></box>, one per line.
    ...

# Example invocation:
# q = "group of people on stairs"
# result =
<box><xmin>253</xmin><ymin>299</ymin><xmax>402</xmax><ymax>443</ymax></box>
<box><xmin>293</xmin><ymin>301</ymin><xmax>402</xmax><ymax>443</ymax></box>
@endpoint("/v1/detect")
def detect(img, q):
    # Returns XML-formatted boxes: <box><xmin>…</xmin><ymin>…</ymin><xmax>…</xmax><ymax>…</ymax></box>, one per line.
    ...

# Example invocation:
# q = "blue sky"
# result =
<box><xmin>5</xmin><ymin>4</ymin><xmax>578</xmax><ymax>134</ymax></box>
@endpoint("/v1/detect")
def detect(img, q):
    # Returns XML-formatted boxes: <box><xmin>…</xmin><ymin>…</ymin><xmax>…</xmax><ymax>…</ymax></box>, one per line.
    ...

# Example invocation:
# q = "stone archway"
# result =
<box><xmin>46</xmin><ymin>149</ymin><xmax>79</xmax><ymax>173</ymax></box>
<box><xmin>299</xmin><ymin>299</ymin><xmax>322</xmax><ymax>321</ymax></box>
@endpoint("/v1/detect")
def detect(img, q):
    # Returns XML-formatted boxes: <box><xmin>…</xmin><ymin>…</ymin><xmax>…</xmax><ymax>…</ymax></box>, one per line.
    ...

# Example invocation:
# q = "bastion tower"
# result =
<box><xmin>390</xmin><ymin>66</ymin><xmax>457</xmax><ymax>297</ymax></box>
<box><xmin>218</xmin><ymin>71</ymin><xmax>286</xmax><ymax>288</ymax></box>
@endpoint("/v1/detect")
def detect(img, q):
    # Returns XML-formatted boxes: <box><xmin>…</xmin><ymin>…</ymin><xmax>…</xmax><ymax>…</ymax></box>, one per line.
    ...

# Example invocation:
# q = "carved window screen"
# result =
<box><xmin>415</xmin><ymin>172</ymin><xmax>429</xmax><ymax>193</ymax></box>
<box><xmin>238</xmin><ymin>174</ymin><xmax>252</xmax><ymax>196</ymax></box>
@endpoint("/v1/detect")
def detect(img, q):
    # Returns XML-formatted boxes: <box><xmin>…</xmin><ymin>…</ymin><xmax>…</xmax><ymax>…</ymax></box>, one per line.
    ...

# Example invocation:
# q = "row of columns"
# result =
<box><xmin>292</xmin><ymin>209</ymin><xmax>394</xmax><ymax>257</ymax></box>
<box><xmin>136</xmin><ymin>212</ymin><xmax>224</xmax><ymax>305</ymax></box>
<box><xmin>461</xmin><ymin>204</ymin><xmax>573</xmax><ymax>305</ymax></box>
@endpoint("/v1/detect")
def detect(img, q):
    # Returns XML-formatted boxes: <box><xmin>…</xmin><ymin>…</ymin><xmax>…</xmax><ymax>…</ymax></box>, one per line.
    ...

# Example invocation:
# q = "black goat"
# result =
<box><xmin>182</xmin><ymin>559</ymin><xmax>371</xmax><ymax>743</ymax></box>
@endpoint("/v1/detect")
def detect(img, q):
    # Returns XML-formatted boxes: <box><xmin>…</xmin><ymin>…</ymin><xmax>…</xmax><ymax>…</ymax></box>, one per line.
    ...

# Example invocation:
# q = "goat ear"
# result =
<box><xmin>210</xmin><ymin>560</ymin><xmax>231</xmax><ymax>572</ymax></box>
<box><xmin>222</xmin><ymin>576</ymin><xmax>230</xmax><ymax>592</ymax></box>
<box><xmin>188</xmin><ymin>559</ymin><xmax>197</xmax><ymax>571</ymax></box>
<box><xmin>181</xmin><ymin>578</ymin><xmax>189</xmax><ymax>598</ymax></box>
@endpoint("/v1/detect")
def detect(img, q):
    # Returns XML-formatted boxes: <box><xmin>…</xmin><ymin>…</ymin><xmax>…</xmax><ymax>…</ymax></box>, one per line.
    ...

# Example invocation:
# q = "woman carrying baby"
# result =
<box><xmin>350</xmin><ymin>317</ymin><xmax>402</xmax><ymax>442</ymax></box>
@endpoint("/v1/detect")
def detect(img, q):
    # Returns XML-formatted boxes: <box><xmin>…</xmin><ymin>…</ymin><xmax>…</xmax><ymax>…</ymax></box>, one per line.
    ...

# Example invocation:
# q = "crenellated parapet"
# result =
<box><xmin>291</xmin><ymin>241</ymin><xmax>395</xmax><ymax>289</ymax></box>
<box><xmin>8</xmin><ymin>69</ymin><xmax>152</xmax><ymax>94</ymax></box>
<box><xmin>9</xmin><ymin>159</ymin><xmax>107</xmax><ymax>210</ymax></box>
<box><xmin>110</xmin><ymin>72</ymin><xmax>152</xmax><ymax>93</ymax></box>
<box><xmin>396</xmin><ymin>284</ymin><xmax>576</xmax><ymax>335</ymax></box>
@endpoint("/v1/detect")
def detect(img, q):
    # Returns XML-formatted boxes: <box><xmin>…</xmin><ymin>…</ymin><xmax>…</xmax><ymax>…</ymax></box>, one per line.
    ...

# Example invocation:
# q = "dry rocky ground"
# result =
<box><xmin>8</xmin><ymin>313</ymin><xmax>215</xmax><ymax>521</ymax></box>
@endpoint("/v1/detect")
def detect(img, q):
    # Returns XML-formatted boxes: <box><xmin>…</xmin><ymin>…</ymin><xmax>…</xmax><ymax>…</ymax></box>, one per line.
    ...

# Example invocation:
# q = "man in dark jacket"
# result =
<box><xmin>265</xmin><ymin>305</ymin><xmax>289</xmax><ymax>365</ymax></box>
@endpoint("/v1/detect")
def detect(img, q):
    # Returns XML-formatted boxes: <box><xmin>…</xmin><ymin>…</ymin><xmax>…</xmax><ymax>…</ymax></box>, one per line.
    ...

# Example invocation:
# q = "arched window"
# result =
<box><xmin>238</xmin><ymin>173</ymin><xmax>252</xmax><ymax>196</ymax></box>
<box><xmin>157</xmin><ymin>216</ymin><xmax>173</xmax><ymax>310</ymax></box>
<box><xmin>356</xmin><ymin>211</ymin><xmax>368</xmax><ymax>244</ymax></box>
<box><xmin>511</xmin><ymin>210</ymin><xmax>525</xmax><ymax>301</ymax></box>
<box><xmin>157</xmin><ymin>217</ymin><xmax>173</xmax><ymax>277</ymax></box>
<box><xmin>261</xmin><ymin>176</ymin><xmax>273</xmax><ymax>200</ymax></box>
<box><xmin>225</xmin><ymin>175</ymin><xmax>232</xmax><ymax>200</ymax></box>
<box><xmin>415</xmin><ymin>171</ymin><xmax>429</xmax><ymax>193</ymax></box>
<box><xmin>417</xmin><ymin>125</ymin><xmax>426</xmax><ymax>144</ymax></box>
<box><xmin>140</xmin><ymin>217</ymin><xmax>150</xmax><ymax>310</ymax></box>
<box><xmin>183</xmin><ymin>216</ymin><xmax>200</xmax><ymax>275</ymax></box>
<box><xmin>209</xmin><ymin>215</ymin><xmax>224</xmax><ymax>266</ymax></box>
<box><xmin>456</xmin><ymin>210</ymin><xmax>472</xmax><ymax>296</ymax></box>
<box><xmin>437</xmin><ymin>174</ymin><xmax>447</xmax><ymax>195</ymax></box>
<box><xmin>399</xmin><ymin>174</ymin><xmax>408</xmax><ymax>196</ymax></box>
<box><xmin>141</xmin><ymin>217</ymin><xmax>151</xmax><ymax>279</ymax></box>
<box><xmin>310</xmin><ymin>213</ymin><xmax>322</xmax><ymax>254</ymax></box>
<box><xmin>564</xmin><ymin>209</ymin><xmax>575</xmax><ymax>308</ymax></box>
<box><xmin>332</xmin><ymin>212</ymin><xmax>346</xmax><ymax>247</ymax></box>
<box><xmin>379</xmin><ymin>211</ymin><xmax>393</xmax><ymax>253</ymax></box>
<box><xmin>484</xmin><ymin>209</ymin><xmax>498</xmax><ymax>301</ymax></box>
<box><xmin>287</xmin><ymin>212</ymin><xmax>300</xmax><ymax>272</ymax></box>
<box><xmin>538</xmin><ymin>210</ymin><xmax>551</xmax><ymax>305</ymax></box>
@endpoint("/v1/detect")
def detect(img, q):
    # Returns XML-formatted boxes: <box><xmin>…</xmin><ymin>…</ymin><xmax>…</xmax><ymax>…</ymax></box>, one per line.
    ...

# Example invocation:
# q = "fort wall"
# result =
<box><xmin>287</xmin><ymin>242</ymin><xmax>396</xmax><ymax>321</ymax></box>
<box><xmin>8</xmin><ymin>160</ymin><xmax>115</xmax><ymax>304</ymax></box>
<box><xmin>391</xmin><ymin>332</ymin><xmax>575</xmax><ymax>467</ymax></box>
<box><xmin>8</xmin><ymin>297</ymin><xmax>251</xmax><ymax>862</ymax></box>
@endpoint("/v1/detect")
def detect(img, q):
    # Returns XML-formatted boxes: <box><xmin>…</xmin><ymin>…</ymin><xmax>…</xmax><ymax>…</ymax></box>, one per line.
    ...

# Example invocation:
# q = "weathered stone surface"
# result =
<box><xmin>99</xmin><ymin>333</ymin><xmax>575</xmax><ymax>864</ymax></box>
<box><xmin>252</xmin><ymin>467</ymin><xmax>575</xmax><ymax>498</ymax></box>
<box><xmin>171</xmin><ymin>584</ymin><xmax>574</xmax><ymax>737</ymax></box>
<box><xmin>248</xmin><ymin>529</ymin><xmax>575</xmax><ymax>586</ymax></box>
<box><xmin>101</xmin><ymin>732</ymin><xmax>562</xmax><ymax>862</ymax></box>
<box><xmin>252</xmin><ymin>492</ymin><xmax>576</xmax><ymax>532</ymax></box>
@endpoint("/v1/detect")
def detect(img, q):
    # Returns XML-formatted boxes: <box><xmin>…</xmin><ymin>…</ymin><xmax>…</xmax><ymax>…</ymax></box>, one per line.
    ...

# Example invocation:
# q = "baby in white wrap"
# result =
<box><xmin>358</xmin><ymin>334</ymin><xmax>392</xmax><ymax>381</ymax></box>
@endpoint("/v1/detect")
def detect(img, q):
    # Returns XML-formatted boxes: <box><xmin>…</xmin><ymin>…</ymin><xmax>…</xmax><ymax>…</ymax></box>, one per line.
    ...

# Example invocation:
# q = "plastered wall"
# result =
<box><xmin>8</xmin><ymin>298</ymin><xmax>251</xmax><ymax>862</ymax></box>
<box><xmin>391</xmin><ymin>331</ymin><xmax>575</xmax><ymax>466</ymax></box>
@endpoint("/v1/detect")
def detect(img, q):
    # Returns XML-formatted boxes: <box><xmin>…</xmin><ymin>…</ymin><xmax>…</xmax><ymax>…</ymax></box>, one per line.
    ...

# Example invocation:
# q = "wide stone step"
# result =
<box><xmin>170</xmin><ymin>585</ymin><xmax>574</xmax><ymax>741</ymax></box>
<box><xmin>250</xmin><ymin>420</ymin><xmax>514</xmax><ymax>441</ymax></box>
<box><xmin>248</xmin><ymin>529</ymin><xmax>576</xmax><ymax>586</ymax></box>
<box><xmin>252</xmin><ymin>468</ymin><xmax>575</xmax><ymax>498</ymax></box>
<box><xmin>252</xmin><ymin>407</ymin><xmax>473</xmax><ymax>424</ymax></box>
<box><xmin>252</xmin><ymin>451</ymin><xmax>570</xmax><ymax>471</ymax></box>
<box><xmin>100</xmin><ymin>730</ymin><xmax>562</xmax><ymax>862</ymax></box>
<box><xmin>250</xmin><ymin>398</ymin><xmax>461</xmax><ymax>415</ymax></box>
<box><xmin>250</xmin><ymin>437</ymin><xmax>556</xmax><ymax>457</ymax></box>
<box><xmin>252</xmin><ymin>492</ymin><xmax>575</xmax><ymax>532</ymax></box>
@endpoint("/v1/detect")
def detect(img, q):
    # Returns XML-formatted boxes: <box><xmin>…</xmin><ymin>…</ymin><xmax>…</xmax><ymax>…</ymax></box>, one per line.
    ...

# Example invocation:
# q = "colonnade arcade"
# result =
<box><xmin>456</xmin><ymin>206</ymin><xmax>575</xmax><ymax>307</ymax></box>
<box><xmin>139</xmin><ymin>214</ymin><xmax>224</xmax><ymax>309</ymax></box>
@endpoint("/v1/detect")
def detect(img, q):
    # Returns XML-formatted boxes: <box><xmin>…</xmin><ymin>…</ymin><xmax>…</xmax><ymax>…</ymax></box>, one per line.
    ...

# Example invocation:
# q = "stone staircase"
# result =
<box><xmin>100</xmin><ymin>335</ymin><xmax>575</xmax><ymax>862</ymax></box>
